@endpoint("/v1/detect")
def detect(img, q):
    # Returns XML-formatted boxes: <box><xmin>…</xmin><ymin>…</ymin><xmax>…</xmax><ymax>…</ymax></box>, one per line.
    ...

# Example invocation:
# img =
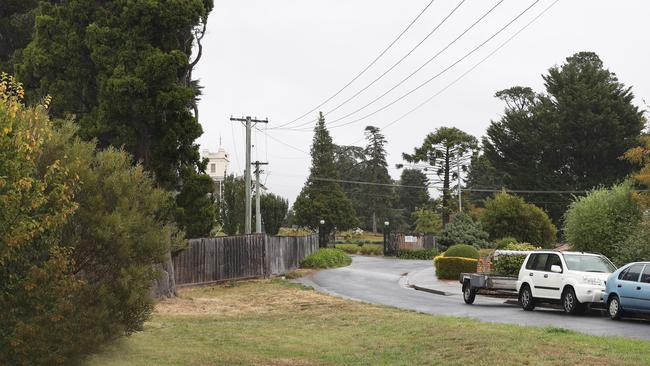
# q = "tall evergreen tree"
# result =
<box><xmin>220</xmin><ymin>174</ymin><xmax>246</xmax><ymax>236</ymax></box>
<box><xmin>359</xmin><ymin>126</ymin><xmax>393</xmax><ymax>232</ymax></box>
<box><xmin>397</xmin><ymin>168</ymin><xmax>430</xmax><ymax>225</ymax></box>
<box><xmin>15</xmin><ymin>0</ymin><xmax>215</xmax><ymax>235</ymax></box>
<box><xmin>0</xmin><ymin>0</ymin><xmax>37</xmax><ymax>72</ymax></box>
<box><xmin>483</xmin><ymin>52</ymin><xmax>644</xmax><ymax>222</ymax></box>
<box><xmin>294</xmin><ymin>112</ymin><xmax>358</xmax><ymax>237</ymax></box>
<box><xmin>403</xmin><ymin>127</ymin><xmax>478</xmax><ymax>225</ymax></box>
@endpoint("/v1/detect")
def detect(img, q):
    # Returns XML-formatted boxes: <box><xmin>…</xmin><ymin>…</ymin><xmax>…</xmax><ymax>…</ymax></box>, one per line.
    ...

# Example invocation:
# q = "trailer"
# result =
<box><xmin>458</xmin><ymin>249</ymin><xmax>534</xmax><ymax>304</ymax></box>
<box><xmin>458</xmin><ymin>272</ymin><xmax>518</xmax><ymax>304</ymax></box>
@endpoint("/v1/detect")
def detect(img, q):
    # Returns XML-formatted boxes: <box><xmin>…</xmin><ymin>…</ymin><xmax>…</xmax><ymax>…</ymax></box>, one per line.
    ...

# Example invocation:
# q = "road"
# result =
<box><xmin>298</xmin><ymin>255</ymin><xmax>650</xmax><ymax>340</ymax></box>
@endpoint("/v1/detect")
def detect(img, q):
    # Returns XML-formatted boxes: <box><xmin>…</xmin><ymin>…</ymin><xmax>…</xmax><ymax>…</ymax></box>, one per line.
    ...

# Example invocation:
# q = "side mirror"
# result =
<box><xmin>551</xmin><ymin>265</ymin><xmax>562</xmax><ymax>273</ymax></box>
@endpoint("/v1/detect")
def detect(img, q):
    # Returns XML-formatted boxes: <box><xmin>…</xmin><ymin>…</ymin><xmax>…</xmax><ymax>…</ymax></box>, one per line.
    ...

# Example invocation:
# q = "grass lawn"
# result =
<box><xmin>87</xmin><ymin>280</ymin><xmax>650</xmax><ymax>366</ymax></box>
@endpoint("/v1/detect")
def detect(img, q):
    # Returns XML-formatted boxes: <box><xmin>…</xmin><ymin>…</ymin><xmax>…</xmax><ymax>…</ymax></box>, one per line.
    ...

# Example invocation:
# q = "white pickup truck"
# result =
<box><xmin>516</xmin><ymin>251</ymin><xmax>617</xmax><ymax>314</ymax></box>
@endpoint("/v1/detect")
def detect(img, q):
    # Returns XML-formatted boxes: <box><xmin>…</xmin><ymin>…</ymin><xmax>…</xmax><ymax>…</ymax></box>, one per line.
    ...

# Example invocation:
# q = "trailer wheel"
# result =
<box><xmin>462</xmin><ymin>280</ymin><xmax>477</xmax><ymax>304</ymax></box>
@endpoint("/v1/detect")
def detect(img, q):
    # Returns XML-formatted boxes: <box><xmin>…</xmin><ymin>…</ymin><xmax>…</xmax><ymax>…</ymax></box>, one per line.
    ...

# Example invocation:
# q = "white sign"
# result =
<box><xmin>404</xmin><ymin>236</ymin><xmax>417</xmax><ymax>243</ymax></box>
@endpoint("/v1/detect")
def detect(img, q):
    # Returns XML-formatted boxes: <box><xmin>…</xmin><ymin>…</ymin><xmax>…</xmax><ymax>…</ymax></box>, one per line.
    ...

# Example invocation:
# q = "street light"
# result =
<box><xmin>320</xmin><ymin>220</ymin><xmax>325</xmax><ymax>225</ymax></box>
<box><xmin>319</xmin><ymin>219</ymin><xmax>327</xmax><ymax>248</ymax></box>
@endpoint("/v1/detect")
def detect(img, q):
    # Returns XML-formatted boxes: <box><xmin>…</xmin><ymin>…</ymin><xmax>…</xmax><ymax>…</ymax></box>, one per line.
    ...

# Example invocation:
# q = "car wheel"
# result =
<box><xmin>562</xmin><ymin>287</ymin><xmax>586</xmax><ymax>314</ymax></box>
<box><xmin>608</xmin><ymin>295</ymin><xmax>623</xmax><ymax>320</ymax></box>
<box><xmin>519</xmin><ymin>284</ymin><xmax>535</xmax><ymax>311</ymax></box>
<box><xmin>462</xmin><ymin>281</ymin><xmax>477</xmax><ymax>305</ymax></box>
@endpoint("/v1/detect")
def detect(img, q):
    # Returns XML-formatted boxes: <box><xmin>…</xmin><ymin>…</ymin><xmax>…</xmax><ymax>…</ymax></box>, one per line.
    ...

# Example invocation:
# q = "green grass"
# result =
<box><xmin>299</xmin><ymin>248</ymin><xmax>352</xmax><ymax>268</ymax></box>
<box><xmin>86</xmin><ymin>280</ymin><xmax>650</xmax><ymax>366</ymax></box>
<box><xmin>336</xmin><ymin>243</ymin><xmax>383</xmax><ymax>255</ymax></box>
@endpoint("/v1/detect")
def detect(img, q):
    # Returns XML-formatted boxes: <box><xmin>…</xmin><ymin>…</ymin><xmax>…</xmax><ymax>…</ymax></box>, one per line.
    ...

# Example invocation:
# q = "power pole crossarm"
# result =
<box><xmin>230</xmin><ymin>116</ymin><xmax>268</xmax><ymax>234</ymax></box>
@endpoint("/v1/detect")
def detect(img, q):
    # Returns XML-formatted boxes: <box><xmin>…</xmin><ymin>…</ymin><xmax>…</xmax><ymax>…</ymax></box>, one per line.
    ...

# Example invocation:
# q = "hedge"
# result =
<box><xmin>397</xmin><ymin>248</ymin><xmax>437</xmax><ymax>260</ymax></box>
<box><xmin>434</xmin><ymin>256</ymin><xmax>478</xmax><ymax>280</ymax></box>
<box><xmin>335</xmin><ymin>244</ymin><xmax>383</xmax><ymax>256</ymax></box>
<box><xmin>300</xmin><ymin>248</ymin><xmax>352</xmax><ymax>269</ymax></box>
<box><xmin>444</xmin><ymin>244</ymin><xmax>480</xmax><ymax>259</ymax></box>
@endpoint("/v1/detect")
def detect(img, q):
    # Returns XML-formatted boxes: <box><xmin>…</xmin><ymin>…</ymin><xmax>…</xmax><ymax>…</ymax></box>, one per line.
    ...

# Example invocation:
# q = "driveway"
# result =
<box><xmin>298</xmin><ymin>256</ymin><xmax>650</xmax><ymax>340</ymax></box>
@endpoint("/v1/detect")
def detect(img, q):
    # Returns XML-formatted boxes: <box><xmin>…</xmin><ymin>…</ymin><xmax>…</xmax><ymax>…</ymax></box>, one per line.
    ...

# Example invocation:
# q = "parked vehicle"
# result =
<box><xmin>459</xmin><ymin>250</ymin><xmax>533</xmax><ymax>304</ymax></box>
<box><xmin>516</xmin><ymin>251</ymin><xmax>616</xmax><ymax>314</ymax></box>
<box><xmin>604</xmin><ymin>262</ymin><xmax>650</xmax><ymax>320</ymax></box>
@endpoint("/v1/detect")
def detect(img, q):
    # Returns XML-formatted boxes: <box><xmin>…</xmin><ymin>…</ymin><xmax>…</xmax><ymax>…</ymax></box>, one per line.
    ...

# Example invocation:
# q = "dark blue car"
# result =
<box><xmin>604</xmin><ymin>262</ymin><xmax>650</xmax><ymax>320</ymax></box>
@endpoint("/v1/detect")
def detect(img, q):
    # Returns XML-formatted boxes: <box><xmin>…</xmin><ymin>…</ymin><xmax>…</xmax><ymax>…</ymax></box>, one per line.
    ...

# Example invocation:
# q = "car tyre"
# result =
<box><xmin>608</xmin><ymin>295</ymin><xmax>623</xmax><ymax>320</ymax></box>
<box><xmin>462</xmin><ymin>281</ymin><xmax>477</xmax><ymax>305</ymax></box>
<box><xmin>519</xmin><ymin>284</ymin><xmax>535</xmax><ymax>311</ymax></box>
<box><xmin>562</xmin><ymin>287</ymin><xmax>586</xmax><ymax>314</ymax></box>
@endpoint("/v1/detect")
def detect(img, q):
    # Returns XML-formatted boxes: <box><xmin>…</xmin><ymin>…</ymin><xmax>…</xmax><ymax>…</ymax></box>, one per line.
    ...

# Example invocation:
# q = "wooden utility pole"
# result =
<box><xmin>252</xmin><ymin>161</ymin><xmax>268</xmax><ymax>233</ymax></box>
<box><xmin>230</xmin><ymin>116</ymin><xmax>268</xmax><ymax>234</ymax></box>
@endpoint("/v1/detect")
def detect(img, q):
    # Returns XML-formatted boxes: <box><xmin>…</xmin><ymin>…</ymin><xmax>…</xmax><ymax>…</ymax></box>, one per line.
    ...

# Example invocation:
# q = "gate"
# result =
<box><xmin>384</xmin><ymin>233</ymin><xmax>436</xmax><ymax>256</ymax></box>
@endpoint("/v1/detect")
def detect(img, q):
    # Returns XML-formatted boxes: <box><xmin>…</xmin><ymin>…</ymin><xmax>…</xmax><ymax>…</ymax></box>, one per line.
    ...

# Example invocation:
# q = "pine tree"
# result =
<box><xmin>294</xmin><ymin>112</ymin><xmax>358</xmax><ymax>238</ymax></box>
<box><xmin>360</xmin><ymin>126</ymin><xmax>393</xmax><ymax>232</ymax></box>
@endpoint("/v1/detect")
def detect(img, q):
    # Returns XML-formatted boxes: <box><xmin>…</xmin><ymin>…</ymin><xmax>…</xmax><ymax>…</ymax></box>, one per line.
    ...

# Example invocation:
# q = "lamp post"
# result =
<box><xmin>383</xmin><ymin>221</ymin><xmax>391</xmax><ymax>256</ymax></box>
<box><xmin>319</xmin><ymin>220</ymin><xmax>327</xmax><ymax>248</ymax></box>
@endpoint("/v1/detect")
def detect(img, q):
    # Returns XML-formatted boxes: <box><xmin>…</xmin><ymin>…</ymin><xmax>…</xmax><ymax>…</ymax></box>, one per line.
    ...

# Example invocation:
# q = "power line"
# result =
<box><xmin>272</xmin><ymin>0</ymin><xmax>438</xmax><ymax>130</ymax></box>
<box><xmin>324</xmin><ymin>0</ymin><xmax>541</xmax><ymax>130</ymax></box>
<box><xmin>277</xmin><ymin>0</ymin><xmax>468</xmax><ymax>131</ymax></box>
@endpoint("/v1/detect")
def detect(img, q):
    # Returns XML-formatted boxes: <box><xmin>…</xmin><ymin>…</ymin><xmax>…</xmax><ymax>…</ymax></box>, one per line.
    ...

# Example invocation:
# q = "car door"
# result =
<box><xmin>537</xmin><ymin>253</ymin><xmax>563</xmax><ymax>300</ymax></box>
<box><xmin>636</xmin><ymin>264</ymin><xmax>650</xmax><ymax>313</ymax></box>
<box><xmin>618</xmin><ymin>263</ymin><xmax>644</xmax><ymax>310</ymax></box>
<box><xmin>526</xmin><ymin>253</ymin><xmax>552</xmax><ymax>298</ymax></box>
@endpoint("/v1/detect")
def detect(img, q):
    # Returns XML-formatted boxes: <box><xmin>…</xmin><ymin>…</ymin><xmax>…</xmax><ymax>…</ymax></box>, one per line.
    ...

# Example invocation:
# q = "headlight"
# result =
<box><xmin>582</xmin><ymin>276</ymin><xmax>603</xmax><ymax>286</ymax></box>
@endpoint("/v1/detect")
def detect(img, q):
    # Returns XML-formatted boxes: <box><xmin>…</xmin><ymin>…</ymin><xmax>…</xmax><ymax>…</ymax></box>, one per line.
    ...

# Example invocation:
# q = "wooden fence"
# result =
<box><xmin>172</xmin><ymin>234</ymin><xmax>319</xmax><ymax>286</ymax></box>
<box><xmin>385</xmin><ymin>233</ymin><xmax>436</xmax><ymax>256</ymax></box>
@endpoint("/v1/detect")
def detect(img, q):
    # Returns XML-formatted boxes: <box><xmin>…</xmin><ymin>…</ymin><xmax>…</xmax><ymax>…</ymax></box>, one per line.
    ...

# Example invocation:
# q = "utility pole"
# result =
<box><xmin>252</xmin><ymin>161</ymin><xmax>268</xmax><ymax>233</ymax></box>
<box><xmin>230</xmin><ymin>116</ymin><xmax>268</xmax><ymax>234</ymax></box>
<box><xmin>457</xmin><ymin>153</ymin><xmax>462</xmax><ymax>213</ymax></box>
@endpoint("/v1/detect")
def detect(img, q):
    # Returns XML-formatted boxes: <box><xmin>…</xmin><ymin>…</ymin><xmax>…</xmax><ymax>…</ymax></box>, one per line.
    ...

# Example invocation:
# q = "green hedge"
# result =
<box><xmin>434</xmin><ymin>256</ymin><xmax>478</xmax><ymax>280</ymax></box>
<box><xmin>300</xmin><ymin>249</ymin><xmax>352</xmax><ymax>269</ymax></box>
<box><xmin>492</xmin><ymin>243</ymin><xmax>539</xmax><ymax>276</ymax></box>
<box><xmin>397</xmin><ymin>248</ymin><xmax>437</xmax><ymax>260</ymax></box>
<box><xmin>335</xmin><ymin>244</ymin><xmax>383</xmax><ymax>256</ymax></box>
<box><xmin>444</xmin><ymin>244</ymin><xmax>480</xmax><ymax>259</ymax></box>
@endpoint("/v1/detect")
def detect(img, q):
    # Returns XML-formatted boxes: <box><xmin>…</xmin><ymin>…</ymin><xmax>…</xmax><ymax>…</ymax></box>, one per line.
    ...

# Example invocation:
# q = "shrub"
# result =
<box><xmin>444</xmin><ymin>244</ymin><xmax>480</xmax><ymax>259</ymax></box>
<box><xmin>480</xmin><ymin>192</ymin><xmax>556</xmax><ymax>248</ymax></box>
<box><xmin>492</xmin><ymin>243</ymin><xmax>539</xmax><ymax>276</ymax></box>
<box><xmin>300</xmin><ymin>249</ymin><xmax>352</xmax><ymax>268</ymax></box>
<box><xmin>495</xmin><ymin>236</ymin><xmax>518</xmax><ymax>249</ymax></box>
<box><xmin>397</xmin><ymin>248</ymin><xmax>438</xmax><ymax>260</ymax></box>
<box><xmin>434</xmin><ymin>256</ymin><xmax>478</xmax><ymax>280</ymax></box>
<box><xmin>564</xmin><ymin>182</ymin><xmax>642</xmax><ymax>260</ymax></box>
<box><xmin>615</xmin><ymin>221</ymin><xmax>650</xmax><ymax>265</ymax></box>
<box><xmin>411</xmin><ymin>208</ymin><xmax>442</xmax><ymax>235</ymax></box>
<box><xmin>438</xmin><ymin>213</ymin><xmax>490</xmax><ymax>249</ymax></box>
<box><xmin>335</xmin><ymin>244</ymin><xmax>383</xmax><ymax>256</ymax></box>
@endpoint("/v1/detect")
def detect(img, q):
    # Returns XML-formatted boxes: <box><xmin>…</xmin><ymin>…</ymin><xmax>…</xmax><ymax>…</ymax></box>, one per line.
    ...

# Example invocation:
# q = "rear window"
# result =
<box><xmin>526</xmin><ymin>254</ymin><xmax>549</xmax><ymax>271</ymax></box>
<box><xmin>623</xmin><ymin>264</ymin><xmax>645</xmax><ymax>282</ymax></box>
<box><xmin>563</xmin><ymin>254</ymin><xmax>616</xmax><ymax>273</ymax></box>
<box><xmin>642</xmin><ymin>265</ymin><xmax>650</xmax><ymax>284</ymax></box>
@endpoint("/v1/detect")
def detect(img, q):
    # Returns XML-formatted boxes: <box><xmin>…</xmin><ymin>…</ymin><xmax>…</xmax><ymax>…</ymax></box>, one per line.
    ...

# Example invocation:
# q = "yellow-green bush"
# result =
<box><xmin>434</xmin><ymin>256</ymin><xmax>478</xmax><ymax>280</ymax></box>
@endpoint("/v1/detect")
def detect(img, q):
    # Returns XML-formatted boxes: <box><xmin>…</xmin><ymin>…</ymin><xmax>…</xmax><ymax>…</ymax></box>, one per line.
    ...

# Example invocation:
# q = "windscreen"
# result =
<box><xmin>563</xmin><ymin>254</ymin><xmax>616</xmax><ymax>273</ymax></box>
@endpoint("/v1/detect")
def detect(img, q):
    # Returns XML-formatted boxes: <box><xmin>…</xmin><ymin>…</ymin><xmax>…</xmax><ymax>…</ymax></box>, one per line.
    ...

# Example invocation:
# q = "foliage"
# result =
<box><xmin>434</xmin><ymin>256</ymin><xmax>478</xmax><ymax>280</ymax></box>
<box><xmin>443</xmin><ymin>244</ymin><xmax>480</xmax><ymax>259</ymax></box>
<box><xmin>411</xmin><ymin>208</ymin><xmax>442</xmax><ymax>235</ymax></box>
<box><xmin>336</xmin><ymin>244</ymin><xmax>383</xmax><ymax>256</ymax></box>
<box><xmin>260</xmin><ymin>193</ymin><xmax>288</xmax><ymax>235</ymax></box>
<box><xmin>622</xmin><ymin>134</ymin><xmax>650</xmax><ymax>207</ymax></box>
<box><xmin>396</xmin><ymin>168</ymin><xmax>430</xmax><ymax>227</ymax></box>
<box><xmin>402</xmin><ymin>127</ymin><xmax>478</xmax><ymax>225</ymax></box>
<box><xmin>465</xmin><ymin>153</ymin><xmax>504</xmax><ymax>206</ymax></box>
<box><xmin>564</xmin><ymin>182</ymin><xmax>642</xmax><ymax>259</ymax></box>
<box><xmin>438</xmin><ymin>213</ymin><xmax>490</xmax><ymax>249</ymax></box>
<box><xmin>492</xmin><ymin>243</ymin><xmax>539</xmax><ymax>277</ymax></box>
<box><xmin>0</xmin><ymin>76</ymin><xmax>181</xmax><ymax>365</ymax></box>
<box><xmin>358</xmin><ymin>126</ymin><xmax>394</xmax><ymax>231</ymax></box>
<box><xmin>396</xmin><ymin>248</ymin><xmax>437</xmax><ymax>260</ymax></box>
<box><xmin>175</xmin><ymin>170</ymin><xmax>216</xmax><ymax>238</ymax></box>
<box><xmin>615</xmin><ymin>221</ymin><xmax>650</xmax><ymax>265</ymax></box>
<box><xmin>16</xmin><ymin>0</ymin><xmax>216</xmax><ymax>229</ymax></box>
<box><xmin>0</xmin><ymin>0</ymin><xmax>37</xmax><ymax>72</ymax></box>
<box><xmin>480</xmin><ymin>192</ymin><xmax>556</xmax><ymax>248</ymax></box>
<box><xmin>494</xmin><ymin>236</ymin><xmax>518</xmax><ymax>249</ymax></box>
<box><xmin>483</xmin><ymin>52</ymin><xmax>644</xmax><ymax>222</ymax></box>
<box><xmin>294</xmin><ymin>113</ymin><xmax>358</xmax><ymax>236</ymax></box>
<box><xmin>220</xmin><ymin>174</ymin><xmax>245</xmax><ymax>235</ymax></box>
<box><xmin>299</xmin><ymin>248</ymin><xmax>352</xmax><ymax>269</ymax></box>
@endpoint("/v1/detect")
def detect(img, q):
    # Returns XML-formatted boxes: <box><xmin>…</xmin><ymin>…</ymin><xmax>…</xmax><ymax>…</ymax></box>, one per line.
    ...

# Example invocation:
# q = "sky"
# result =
<box><xmin>194</xmin><ymin>0</ymin><xmax>650</xmax><ymax>204</ymax></box>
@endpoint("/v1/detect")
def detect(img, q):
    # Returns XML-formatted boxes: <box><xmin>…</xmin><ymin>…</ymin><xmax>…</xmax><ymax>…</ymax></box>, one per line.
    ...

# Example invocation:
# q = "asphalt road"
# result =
<box><xmin>298</xmin><ymin>256</ymin><xmax>650</xmax><ymax>340</ymax></box>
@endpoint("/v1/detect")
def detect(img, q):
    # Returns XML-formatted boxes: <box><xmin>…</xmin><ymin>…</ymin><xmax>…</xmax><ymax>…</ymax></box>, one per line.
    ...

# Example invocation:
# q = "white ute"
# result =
<box><xmin>516</xmin><ymin>251</ymin><xmax>616</xmax><ymax>314</ymax></box>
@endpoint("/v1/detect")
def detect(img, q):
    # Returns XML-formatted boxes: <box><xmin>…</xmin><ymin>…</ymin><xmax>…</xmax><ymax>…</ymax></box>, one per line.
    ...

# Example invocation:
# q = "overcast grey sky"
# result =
<box><xmin>195</xmin><ymin>0</ymin><xmax>650</xmax><ymax>203</ymax></box>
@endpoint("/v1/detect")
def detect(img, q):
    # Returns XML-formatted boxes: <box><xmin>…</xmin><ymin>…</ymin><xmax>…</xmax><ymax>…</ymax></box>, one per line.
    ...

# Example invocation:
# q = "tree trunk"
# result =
<box><xmin>442</xmin><ymin>147</ymin><xmax>451</xmax><ymax>226</ymax></box>
<box><xmin>372</xmin><ymin>211</ymin><xmax>377</xmax><ymax>233</ymax></box>
<box><xmin>151</xmin><ymin>251</ymin><xmax>177</xmax><ymax>299</ymax></box>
